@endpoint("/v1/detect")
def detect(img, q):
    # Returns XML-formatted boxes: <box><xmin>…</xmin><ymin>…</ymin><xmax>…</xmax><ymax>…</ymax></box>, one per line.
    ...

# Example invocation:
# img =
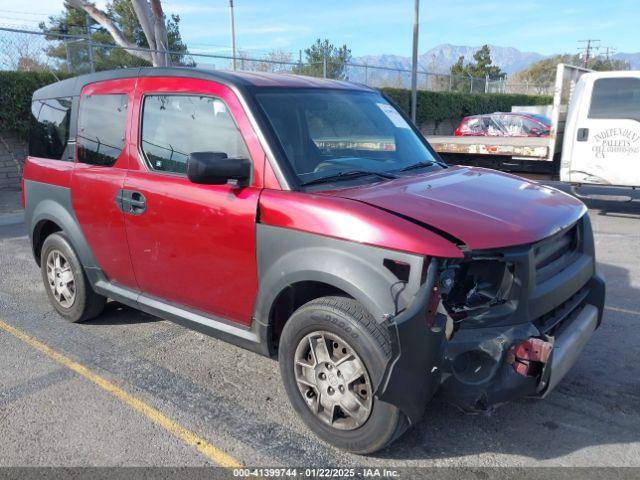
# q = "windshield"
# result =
<box><xmin>255</xmin><ymin>89</ymin><xmax>441</xmax><ymax>186</ymax></box>
<box><xmin>527</xmin><ymin>114</ymin><xmax>551</xmax><ymax>127</ymax></box>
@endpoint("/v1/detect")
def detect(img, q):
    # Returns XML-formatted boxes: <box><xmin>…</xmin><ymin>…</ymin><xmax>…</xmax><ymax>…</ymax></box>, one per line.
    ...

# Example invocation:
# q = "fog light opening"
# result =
<box><xmin>452</xmin><ymin>349</ymin><xmax>497</xmax><ymax>385</ymax></box>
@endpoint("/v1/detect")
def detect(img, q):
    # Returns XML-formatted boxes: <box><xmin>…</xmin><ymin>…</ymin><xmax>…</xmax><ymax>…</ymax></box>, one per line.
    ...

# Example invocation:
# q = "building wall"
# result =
<box><xmin>0</xmin><ymin>132</ymin><xmax>26</xmax><ymax>190</ymax></box>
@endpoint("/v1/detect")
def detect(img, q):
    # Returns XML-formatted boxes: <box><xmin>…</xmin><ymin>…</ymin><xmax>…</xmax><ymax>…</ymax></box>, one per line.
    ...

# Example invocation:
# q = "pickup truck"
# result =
<box><xmin>428</xmin><ymin>64</ymin><xmax>640</xmax><ymax>188</ymax></box>
<box><xmin>22</xmin><ymin>67</ymin><xmax>605</xmax><ymax>454</ymax></box>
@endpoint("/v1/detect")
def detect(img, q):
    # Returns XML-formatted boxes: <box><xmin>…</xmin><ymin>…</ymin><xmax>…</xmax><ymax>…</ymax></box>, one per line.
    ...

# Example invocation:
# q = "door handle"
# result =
<box><xmin>115</xmin><ymin>189</ymin><xmax>146</xmax><ymax>215</ymax></box>
<box><xmin>129</xmin><ymin>192</ymin><xmax>146</xmax><ymax>214</ymax></box>
<box><xmin>576</xmin><ymin>128</ymin><xmax>589</xmax><ymax>142</ymax></box>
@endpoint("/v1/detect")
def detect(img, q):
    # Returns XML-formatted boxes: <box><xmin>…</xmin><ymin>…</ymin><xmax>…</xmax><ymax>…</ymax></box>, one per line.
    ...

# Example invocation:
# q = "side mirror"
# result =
<box><xmin>187</xmin><ymin>152</ymin><xmax>251</xmax><ymax>185</ymax></box>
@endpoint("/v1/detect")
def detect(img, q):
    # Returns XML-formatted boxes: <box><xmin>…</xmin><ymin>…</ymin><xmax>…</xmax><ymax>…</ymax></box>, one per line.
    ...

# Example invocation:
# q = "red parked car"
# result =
<box><xmin>454</xmin><ymin>112</ymin><xmax>551</xmax><ymax>137</ymax></box>
<box><xmin>23</xmin><ymin>68</ymin><xmax>604</xmax><ymax>454</ymax></box>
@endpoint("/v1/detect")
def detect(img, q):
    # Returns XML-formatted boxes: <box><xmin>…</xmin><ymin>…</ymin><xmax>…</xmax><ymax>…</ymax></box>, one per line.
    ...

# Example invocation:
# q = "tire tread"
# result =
<box><xmin>279</xmin><ymin>295</ymin><xmax>410</xmax><ymax>454</ymax></box>
<box><xmin>40</xmin><ymin>232</ymin><xmax>106</xmax><ymax>323</ymax></box>
<box><xmin>298</xmin><ymin>296</ymin><xmax>393</xmax><ymax>359</ymax></box>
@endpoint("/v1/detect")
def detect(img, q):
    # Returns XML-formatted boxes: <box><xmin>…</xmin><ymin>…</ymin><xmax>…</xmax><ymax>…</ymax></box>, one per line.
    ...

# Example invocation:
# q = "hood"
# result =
<box><xmin>322</xmin><ymin>166</ymin><xmax>586</xmax><ymax>251</ymax></box>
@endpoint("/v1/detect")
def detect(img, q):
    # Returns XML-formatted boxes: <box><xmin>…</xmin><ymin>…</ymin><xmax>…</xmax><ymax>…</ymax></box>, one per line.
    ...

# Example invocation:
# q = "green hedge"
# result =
<box><xmin>0</xmin><ymin>71</ymin><xmax>69</xmax><ymax>139</ymax></box>
<box><xmin>381</xmin><ymin>88</ymin><xmax>552</xmax><ymax>125</ymax></box>
<box><xmin>0</xmin><ymin>71</ymin><xmax>552</xmax><ymax>139</ymax></box>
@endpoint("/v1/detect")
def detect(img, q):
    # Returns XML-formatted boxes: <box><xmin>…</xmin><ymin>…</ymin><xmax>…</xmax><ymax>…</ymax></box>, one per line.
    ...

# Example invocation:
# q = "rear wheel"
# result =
<box><xmin>40</xmin><ymin>233</ymin><xmax>106</xmax><ymax>323</ymax></box>
<box><xmin>278</xmin><ymin>296</ymin><xmax>408</xmax><ymax>454</ymax></box>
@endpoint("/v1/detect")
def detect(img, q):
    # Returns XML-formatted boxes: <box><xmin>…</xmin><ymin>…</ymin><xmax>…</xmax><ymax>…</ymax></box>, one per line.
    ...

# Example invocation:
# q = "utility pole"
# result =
<box><xmin>578</xmin><ymin>39</ymin><xmax>600</xmax><ymax>67</ymax></box>
<box><xmin>410</xmin><ymin>0</ymin><xmax>420</xmax><ymax>124</ymax></box>
<box><xmin>59</xmin><ymin>23</ymin><xmax>72</xmax><ymax>73</ymax></box>
<box><xmin>229</xmin><ymin>0</ymin><xmax>237</xmax><ymax>70</ymax></box>
<box><xmin>602</xmin><ymin>46</ymin><xmax>617</xmax><ymax>60</ymax></box>
<box><xmin>322</xmin><ymin>42</ymin><xmax>327</xmax><ymax>78</ymax></box>
<box><xmin>86</xmin><ymin>13</ymin><xmax>95</xmax><ymax>73</ymax></box>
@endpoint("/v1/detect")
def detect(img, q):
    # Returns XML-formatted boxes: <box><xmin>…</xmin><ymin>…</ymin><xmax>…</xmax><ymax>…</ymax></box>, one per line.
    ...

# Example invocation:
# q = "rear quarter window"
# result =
<box><xmin>77</xmin><ymin>94</ymin><xmax>128</xmax><ymax>167</ymax></box>
<box><xmin>28</xmin><ymin>97</ymin><xmax>72</xmax><ymax>160</ymax></box>
<box><xmin>589</xmin><ymin>77</ymin><xmax>640</xmax><ymax>121</ymax></box>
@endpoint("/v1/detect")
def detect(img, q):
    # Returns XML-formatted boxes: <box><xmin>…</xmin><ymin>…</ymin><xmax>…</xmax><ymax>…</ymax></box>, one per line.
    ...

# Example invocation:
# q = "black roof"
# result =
<box><xmin>32</xmin><ymin>67</ymin><xmax>373</xmax><ymax>100</ymax></box>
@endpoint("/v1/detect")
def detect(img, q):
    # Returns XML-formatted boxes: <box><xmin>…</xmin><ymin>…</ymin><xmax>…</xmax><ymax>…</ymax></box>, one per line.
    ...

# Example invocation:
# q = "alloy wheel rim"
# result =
<box><xmin>46</xmin><ymin>249</ymin><xmax>76</xmax><ymax>308</ymax></box>
<box><xmin>293</xmin><ymin>331</ymin><xmax>373</xmax><ymax>430</ymax></box>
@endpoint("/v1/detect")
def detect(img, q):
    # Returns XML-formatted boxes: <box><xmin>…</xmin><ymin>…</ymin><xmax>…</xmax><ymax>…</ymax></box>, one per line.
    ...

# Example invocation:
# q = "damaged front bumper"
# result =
<box><xmin>376</xmin><ymin>214</ymin><xmax>606</xmax><ymax>421</ymax></box>
<box><xmin>439</xmin><ymin>274</ymin><xmax>605</xmax><ymax>411</ymax></box>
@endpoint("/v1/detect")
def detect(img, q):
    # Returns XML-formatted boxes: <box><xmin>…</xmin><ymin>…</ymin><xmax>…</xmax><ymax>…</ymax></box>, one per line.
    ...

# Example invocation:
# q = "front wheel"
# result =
<box><xmin>278</xmin><ymin>296</ymin><xmax>408</xmax><ymax>454</ymax></box>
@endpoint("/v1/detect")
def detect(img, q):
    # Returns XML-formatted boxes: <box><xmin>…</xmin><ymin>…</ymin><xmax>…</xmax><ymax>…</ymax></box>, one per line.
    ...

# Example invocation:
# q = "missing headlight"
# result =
<box><xmin>439</xmin><ymin>259</ymin><xmax>515</xmax><ymax>321</ymax></box>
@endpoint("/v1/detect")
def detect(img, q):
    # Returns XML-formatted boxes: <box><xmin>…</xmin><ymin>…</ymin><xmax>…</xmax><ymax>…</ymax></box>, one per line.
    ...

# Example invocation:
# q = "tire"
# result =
<box><xmin>40</xmin><ymin>232</ymin><xmax>106</xmax><ymax>323</ymax></box>
<box><xmin>278</xmin><ymin>296</ymin><xmax>409</xmax><ymax>454</ymax></box>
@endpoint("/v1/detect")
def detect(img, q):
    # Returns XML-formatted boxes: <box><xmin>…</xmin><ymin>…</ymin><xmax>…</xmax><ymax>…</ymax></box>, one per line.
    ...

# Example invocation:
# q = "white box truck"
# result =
<box><xmin>426</xmin><ymin>64</ymin><xmax>640</xmax><ymax>188</ymax></box>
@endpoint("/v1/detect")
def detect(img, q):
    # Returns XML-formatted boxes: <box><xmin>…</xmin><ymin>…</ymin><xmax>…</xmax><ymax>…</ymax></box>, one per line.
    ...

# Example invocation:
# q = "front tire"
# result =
<box><xmin>40</xmin><ymin>233</ymin><xmax>106</xmax><ymax>323</ymax></box>
<box><xmin>278</xmin><ymin>296</ymin><xmax>408</xmax><ymax>454</ymax></box>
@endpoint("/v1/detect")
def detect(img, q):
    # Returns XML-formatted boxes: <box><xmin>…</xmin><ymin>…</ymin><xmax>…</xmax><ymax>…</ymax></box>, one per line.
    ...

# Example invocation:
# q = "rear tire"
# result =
<box><xmin>40</xmin><ymin>233</ymin><xmax>106</xmax><ymax>323</ymax></box>
<box><xmin>278</xmin><ymin>296</ymin><xmax>409</xmax><ymax>454</ymax></box>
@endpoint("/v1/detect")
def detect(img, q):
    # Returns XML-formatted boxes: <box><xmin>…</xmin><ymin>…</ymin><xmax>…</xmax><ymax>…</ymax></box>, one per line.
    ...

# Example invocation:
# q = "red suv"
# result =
<box><xmin>23</xmin><ymin>68</ymin><xmax>605</xmax><ymax>454</ymax></box>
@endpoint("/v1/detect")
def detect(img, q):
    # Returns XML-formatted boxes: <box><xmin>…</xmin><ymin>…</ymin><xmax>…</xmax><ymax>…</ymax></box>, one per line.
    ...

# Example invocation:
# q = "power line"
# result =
<box><xmin>601</xmin><ymin>46</ymin><xmax>617</xmax><ymax>60</ymax></box>
<box><xmin>0</xmin><ymin>9</ymin><xmax>59</xmax><ymax>17</ymax></box>
<box><xmin>578</xmin><ymin>39</ymin><xmax>600</xmax><ymax>67</ymax></box>
<box><xmin>0</xmin><ymin>16</ymin><xmax>43</xmax><ymax>24</ymax></box>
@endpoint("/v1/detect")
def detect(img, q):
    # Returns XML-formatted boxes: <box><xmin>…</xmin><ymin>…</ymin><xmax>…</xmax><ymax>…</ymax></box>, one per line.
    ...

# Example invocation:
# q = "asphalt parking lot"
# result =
<box><xmin>1</xmin><ymin>184</ymin><xmax>639</xmax><ymax>468</ymax></box>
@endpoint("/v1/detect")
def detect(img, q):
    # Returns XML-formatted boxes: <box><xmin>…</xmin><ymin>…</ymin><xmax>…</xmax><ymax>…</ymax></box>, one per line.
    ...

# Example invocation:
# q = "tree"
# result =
<box><xmin>468</xmin><ymin>45</ymin><xmax>503</xmax><ymax>78</ymax></box>
<box><xmin>0</xmin><ymin>32</ymin><xmax>49</xmax><ymax>72</ymax></box>
<box><xmin>295</xmin><ymin>39</ymin><xmax>351</xmax><ymax>79</ymax></box>
<box><xmin>449</xmin><ymin>45</ymin><xmax>504</xmax><ymax>92</ymax></box>
<box><xmin>40</xmin><ymin>0</ymin><xmax>193</xmax><ymax>71</ymax></box>
<box><xmin>516</xmin><ymin>54</ymin><xmax>630</xmax><ymax>94</ymax></box>
<box><xmin>514</xmin><ymin>55</ymin><xmax>573</xmax><ymax>93</ymax></box>
<box><xmin>584</xmin><ymin>56</ymin><xmax>629</xmax><ymax>71</ymax></box>
<box><xmin>237</xmin><ymin>49</ymin><xmax>293</xmax><ymax>73</ymax></box>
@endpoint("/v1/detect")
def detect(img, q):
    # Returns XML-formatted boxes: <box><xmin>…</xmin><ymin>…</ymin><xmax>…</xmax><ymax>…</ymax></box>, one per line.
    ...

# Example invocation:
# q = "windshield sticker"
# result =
<box><xmin>377</xmin><ymin>103</ymin><xmax>411</xmax><ymax>129</ymax></box>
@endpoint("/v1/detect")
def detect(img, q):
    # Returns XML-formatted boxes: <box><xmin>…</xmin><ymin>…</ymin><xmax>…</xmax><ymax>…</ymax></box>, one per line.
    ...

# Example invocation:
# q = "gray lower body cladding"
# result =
<box><xmin>254</xmin><ymin>224</ymin><xmax>428</xmax><ymax>324</ymax></box>
<box><xmin>23</xmin><ymin>180</ymin><xmax>99</xmax><ymax>268</ymax></box>
<box><xmin>255</xmin><ymin>224</ymin><xmax>445</xmax><ymax>423</ymax></box>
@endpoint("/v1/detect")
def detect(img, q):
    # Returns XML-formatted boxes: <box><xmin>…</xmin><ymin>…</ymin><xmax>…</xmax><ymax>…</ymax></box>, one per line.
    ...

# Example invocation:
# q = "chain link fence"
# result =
<box><xmin>0</xmin><ymin>26</ymin><xmax>552</xmax><ymax>95</ymax></box>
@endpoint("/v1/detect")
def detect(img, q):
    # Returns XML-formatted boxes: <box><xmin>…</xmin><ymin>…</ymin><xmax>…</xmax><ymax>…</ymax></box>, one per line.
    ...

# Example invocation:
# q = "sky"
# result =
<box><xmin>0</xmin><ymin>0</ymin><xmax>638</xmax><ymax>58</ymax></box>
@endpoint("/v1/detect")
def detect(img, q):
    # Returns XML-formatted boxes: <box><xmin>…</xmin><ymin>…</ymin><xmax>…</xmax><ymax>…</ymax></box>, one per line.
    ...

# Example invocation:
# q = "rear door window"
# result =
<box><xmin>589</xmin><ymin>77</ymin><xmax>640</xmax><ymax>121</ymax></box>
<box><xmin>28</xmin><ymin>97</ymin><xmax>72</xmax><ymax>160</ymax></box>
<box><xmin>140</xmin><ymin>95</ymin><xmax>249</xmax><ymax>175</ymax></box>
<box><xmin>77</xmin><ymin>94</ymin><xmax>128</xmax><ymax>166</ymax></box>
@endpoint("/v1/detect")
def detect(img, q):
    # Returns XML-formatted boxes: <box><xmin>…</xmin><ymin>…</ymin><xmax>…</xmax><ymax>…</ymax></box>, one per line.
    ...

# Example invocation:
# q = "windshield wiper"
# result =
<box><xmin>300</xmin><ymin>169</ymin><xmax>397</xmax><ymax>187</ymax></box>
<box><xmin>396</xmin><ymin>161</ymin><xmax>436</xmax><ymax>172</ymax></box>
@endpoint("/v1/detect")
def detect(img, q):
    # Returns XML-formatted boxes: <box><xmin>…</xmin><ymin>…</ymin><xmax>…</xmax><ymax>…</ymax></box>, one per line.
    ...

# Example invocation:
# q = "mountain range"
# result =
<box><xmin>347</xmin><ymin>44</ymin><xmax>640</xmax><ymax>85</ymax></box>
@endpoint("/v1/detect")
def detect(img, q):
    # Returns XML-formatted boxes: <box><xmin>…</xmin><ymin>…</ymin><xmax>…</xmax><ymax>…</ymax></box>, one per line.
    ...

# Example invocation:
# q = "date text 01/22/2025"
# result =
<box><xmin>232</xmin><ymin>468</ymin><xmax>400</xmax><ymax>477</ymax></box>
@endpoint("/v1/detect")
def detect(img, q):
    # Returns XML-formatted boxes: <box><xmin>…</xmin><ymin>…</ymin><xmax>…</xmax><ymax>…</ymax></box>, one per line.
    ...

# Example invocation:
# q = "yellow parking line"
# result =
<box><xmin>605</xmin><ymin>305</ymin><xmax>640</xmax><ymax>316</ymax></box>
<box><xmin>0</xmin><ymin>320</ymin><xmax>241</xmax><ymax>468</ymax></box>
